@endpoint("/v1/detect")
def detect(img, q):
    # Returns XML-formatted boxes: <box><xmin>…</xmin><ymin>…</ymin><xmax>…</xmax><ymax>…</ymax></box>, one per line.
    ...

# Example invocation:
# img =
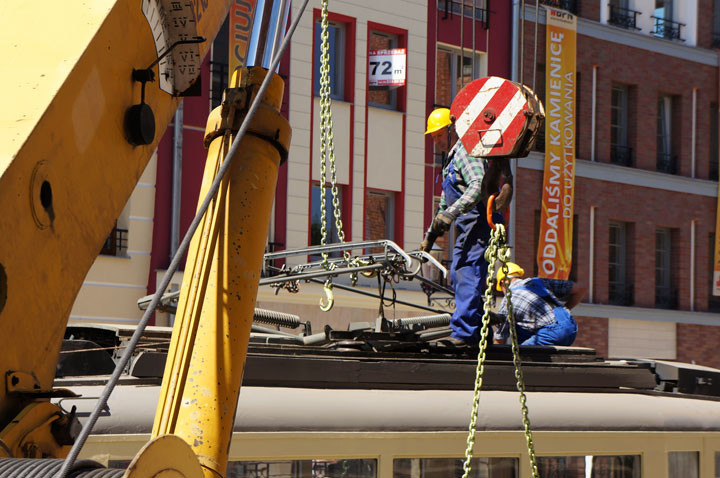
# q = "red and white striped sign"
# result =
<box><xmin>450</xmin><ymin>76</ymin><xmax>538</xmax><ymax>158</ymax></box>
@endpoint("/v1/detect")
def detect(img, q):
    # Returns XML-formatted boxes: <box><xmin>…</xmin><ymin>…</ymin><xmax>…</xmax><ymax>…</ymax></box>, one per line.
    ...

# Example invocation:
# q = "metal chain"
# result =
<box><xmin>318</xmin><ymin>0</ymin><xmax>351</xmax><ymax>269</ymax></box>
<box><xmin>461</xmin><ymin>223</ymin><xmax>539</xmax><ymax>478</ymax></box>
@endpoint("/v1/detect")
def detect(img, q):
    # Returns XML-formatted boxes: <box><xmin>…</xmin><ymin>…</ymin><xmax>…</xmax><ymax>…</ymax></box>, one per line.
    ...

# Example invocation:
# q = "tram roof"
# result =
<box><xmin>55</xmin><ymin>384</ymin><xmax>720</xmax><ymax>434</ymax></box>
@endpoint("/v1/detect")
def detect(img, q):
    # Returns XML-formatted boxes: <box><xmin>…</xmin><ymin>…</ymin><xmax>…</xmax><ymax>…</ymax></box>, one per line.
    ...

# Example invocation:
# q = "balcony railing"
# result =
<box><xmin>608</xmin><ymin>5</ymin><xmax>640</xmax><ymax>30</ymax></box>
<box><xmin>438</xmin><ymin>1</ymin><xmax>489</xmax><ymax>26</ymax></box>
<box><xmin>609</xmin><ymin>283</ymin><xmax>633</xmax><ymax>307</ymax></box>
<box><xmin>655</xmin><ymin>287</ymin><xmax>678</xmax><ymax>310</ymax></box>
<box><xmin>540</xmin><ymin>0</ymin><xmax>578</xmax><ymax>15</ymax></box>
<box><xmin>100</xmin><ymin>227</ymin><xmax>128</xmax><ymax>257</ymax></box>
<box><xmin>651</xmin><ymin>16</ymin><xmax>685</xmax><ymax>42</ymax></box>
<box><xmin>610</xmin><ymin>144</ymin><xmax>634</xmax><ymax>167</ymax></box>
<box><xmin>656</xmin><ymin>153</ymin><xmax>678</xmax><ymax>174</ymax></box>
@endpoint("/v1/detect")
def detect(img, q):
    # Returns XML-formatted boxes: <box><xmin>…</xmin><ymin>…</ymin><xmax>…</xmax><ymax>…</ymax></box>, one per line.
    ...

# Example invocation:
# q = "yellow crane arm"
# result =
<box><xmin>0</xmin><ymin>0</ymin><xmax>229</xmax><ymax>455</ymax></box>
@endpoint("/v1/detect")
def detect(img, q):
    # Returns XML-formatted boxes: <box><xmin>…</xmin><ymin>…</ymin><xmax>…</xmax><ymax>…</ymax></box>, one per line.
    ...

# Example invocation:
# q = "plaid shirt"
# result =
<box><xmin>493</xmin><ymin>278</ymin><xmax>575</xmax><ymax>341</ymax></box>
<box><xmin>438</xmin><ymin>141</ymin><xmax>487</xmax><ymax>219</ymax></box>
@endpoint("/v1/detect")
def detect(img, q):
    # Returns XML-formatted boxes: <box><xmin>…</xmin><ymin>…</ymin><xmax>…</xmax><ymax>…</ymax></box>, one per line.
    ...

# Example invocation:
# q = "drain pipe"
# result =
<box><xmin>169</xmin><ymin>103</ymin><xmax>183</xmax><ymax>325</ymax></box>
<box><xmin>509</xmin><ymin>0</ymin><xmax>521</xmax><ymax>258</ymax></box>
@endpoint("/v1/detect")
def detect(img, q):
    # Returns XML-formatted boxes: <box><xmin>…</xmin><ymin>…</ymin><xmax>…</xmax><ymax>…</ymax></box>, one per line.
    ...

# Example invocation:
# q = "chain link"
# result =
<box><xmin>461</xmin><ymin>223</ymin><xmax>539</xmax><ymax>478</ymax></box>
<box><xmin>318</xmin><ymin>0</ymin><xmax>351</xmax><ymax>270</ymax></box>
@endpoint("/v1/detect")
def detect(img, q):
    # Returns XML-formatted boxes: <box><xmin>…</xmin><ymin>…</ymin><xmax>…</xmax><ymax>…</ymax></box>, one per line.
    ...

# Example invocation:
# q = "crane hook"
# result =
<box><xmin>319</xmin><ymin>280</ymin><xmax>335</xmax><ymax>312</ymax></box>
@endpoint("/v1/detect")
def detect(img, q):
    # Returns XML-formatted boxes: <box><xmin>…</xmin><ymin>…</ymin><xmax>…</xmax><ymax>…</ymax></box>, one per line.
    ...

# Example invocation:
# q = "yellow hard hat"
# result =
<box><xmin>496</xmin><ymin>262</ymin><xmax>525</xmax><ymax>291</ymax></box>
<box><xmin>425</xmin><ymin>108</ymin><xmax>452</xmax><ymax>135</ymax></box>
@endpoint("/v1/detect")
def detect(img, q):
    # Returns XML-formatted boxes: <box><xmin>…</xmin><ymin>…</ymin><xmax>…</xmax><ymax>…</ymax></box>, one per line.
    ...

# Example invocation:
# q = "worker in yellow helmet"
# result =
<box><xmin>493</xmin><ymin>262</ymin><xmax>587</xmax><ymax>346</ymax></box>
<box><xmin>420</xmin><ymin>107</ymin><xmax>502</xmax><ymax>346</ymax></box>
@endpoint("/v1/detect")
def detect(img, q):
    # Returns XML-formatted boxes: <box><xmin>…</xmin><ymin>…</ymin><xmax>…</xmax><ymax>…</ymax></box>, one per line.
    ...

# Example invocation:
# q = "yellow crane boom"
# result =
<box><xmin>0</xmin><ymin>0</ymin><xmax>229</xmax><ymax>460</ymax></box>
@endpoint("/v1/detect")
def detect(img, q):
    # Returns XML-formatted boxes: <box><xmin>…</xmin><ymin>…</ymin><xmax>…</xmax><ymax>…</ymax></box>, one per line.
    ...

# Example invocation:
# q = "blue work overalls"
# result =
<box><xmin>444</xmin><ymin>156</ymin><xmax>501</xmax><ymax>344</ymax></box>
<box><xmin>513</xmin><ymin>278</ymin><xmax>577</xmax><ymax>346</ymax></box>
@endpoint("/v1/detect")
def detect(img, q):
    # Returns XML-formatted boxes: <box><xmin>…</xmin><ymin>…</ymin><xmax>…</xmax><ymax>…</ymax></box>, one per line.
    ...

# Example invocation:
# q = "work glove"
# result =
<box><xmin>431</xmin><ymin>212</ymin><xmax>454</xmax><ymax>235</ymax></box>
<box><xmin>493</xmin><ymin>183</ymin><xmax>513</xmax><ymax>212</ymax></box>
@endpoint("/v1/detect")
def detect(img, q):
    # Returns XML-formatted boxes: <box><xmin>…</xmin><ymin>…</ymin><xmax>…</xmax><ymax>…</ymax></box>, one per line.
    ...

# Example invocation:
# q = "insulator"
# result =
<box><xmin>253</xmin><ymin>308</ymin><xmax>302</xmax><ymax>329</ymax></box>
<box><xmin>393</xmin><ymin>314</ymin><xmax>452</xmax><ymax>329</ymax></box>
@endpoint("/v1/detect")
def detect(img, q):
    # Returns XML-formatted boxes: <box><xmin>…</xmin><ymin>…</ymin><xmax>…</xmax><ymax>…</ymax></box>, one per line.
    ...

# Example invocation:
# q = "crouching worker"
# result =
<box><xmin>492</xmin><ymin>263</ymin><xmax>587</xmax><ymax>346</ymax></box>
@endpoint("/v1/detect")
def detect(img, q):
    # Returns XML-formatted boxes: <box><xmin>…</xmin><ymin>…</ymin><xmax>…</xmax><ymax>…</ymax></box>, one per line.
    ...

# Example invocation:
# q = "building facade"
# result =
<box><xmin>69</xmin><ymin>0</ymin><xmax>720</xmax><ymax>369</ymax></box>
<box><xmin>509</xmin><ymin>0</ymin><xmax>720</xmax><ymax>367</ymax></box>
<box><xmin>69</xmin><ymin>0</ymin><xmax>511</xmax><ymax>330</ymax></box>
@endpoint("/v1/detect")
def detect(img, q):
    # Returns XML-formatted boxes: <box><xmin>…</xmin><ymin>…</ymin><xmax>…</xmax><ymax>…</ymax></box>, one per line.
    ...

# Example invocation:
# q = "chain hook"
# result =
<box><xmin>486</xmin><ymin>194</ymin><xmax>497</xmax><ymax>231</ymax></box>
<box><xmin>319</xmin><ymin>279</ymin><xmax>335</xmax><ymax>312</ymax></box>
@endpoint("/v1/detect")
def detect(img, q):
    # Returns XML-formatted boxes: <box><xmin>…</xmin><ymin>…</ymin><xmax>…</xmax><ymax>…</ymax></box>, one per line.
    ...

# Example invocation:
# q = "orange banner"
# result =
<box><xmin>537</xmin><ymin>7</ymin><xmax>577</xmax><ymax>280</ymax></box>
<box><xmin>229</xmin><ymin>0</ymin><xmax>257</xmax><ymax>82</ymax></box>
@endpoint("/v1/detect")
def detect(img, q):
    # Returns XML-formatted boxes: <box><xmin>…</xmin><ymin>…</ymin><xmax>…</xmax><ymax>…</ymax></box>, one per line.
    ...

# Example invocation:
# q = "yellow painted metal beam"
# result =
<box><xmin>0</xmin><ymin>0</ymin><xmax>228</xmax><ymax>435</ymax></box>
<box><xmin>151</xmin><ymin>67</ymin><xmax>290</xmax><ymax>478</ymax></box>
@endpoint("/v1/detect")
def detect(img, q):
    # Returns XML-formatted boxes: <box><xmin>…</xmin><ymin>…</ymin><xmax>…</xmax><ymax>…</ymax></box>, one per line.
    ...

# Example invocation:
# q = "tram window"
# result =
<box><xmin>536</xmin><ymin>455</ymin><xmax>640</xmax><ymax>478</ymax></box>
<box><xmin>668</xmin><ymin>452</ymin><xmax>699</xmax><ymax>478</ymax></box>
<box><xmin>393</xmin><ymin>457</ymin><xmax>518</xmax><ymax>478</ymax></box>
<box><xmin>715</xmin><ymin>452</ymin><xmax>720</xmax><ymax>478</ymax></box>
<box><xmin>227</xmin><ymin>459</ymin><xmax>377</xmax><ymax>478</ymax></box>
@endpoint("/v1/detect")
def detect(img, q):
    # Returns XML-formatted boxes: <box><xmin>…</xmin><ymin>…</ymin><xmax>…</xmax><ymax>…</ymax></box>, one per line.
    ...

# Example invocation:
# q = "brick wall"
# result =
<box><xmin>516</xmin><ymin>167</ymin><xmax>717</xmax><ymax>311</ymax></box>
<box><xmin>573</xmin><ymin>315</ymin><xmax>609</xmax><ymax>357</ymax></box>
<box><xmin>676</xmin><ymin>323</ymin><xmax>720</xmax><ymax>369</ymax></box>
<box><xmin>522</xmin><ymin>20</ymin><xmax>719</xmax><ymax>179</ymax></box>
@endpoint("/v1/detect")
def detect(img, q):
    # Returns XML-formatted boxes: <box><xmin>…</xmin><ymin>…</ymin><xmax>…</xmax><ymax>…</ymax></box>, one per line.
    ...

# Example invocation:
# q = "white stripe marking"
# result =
<box><xmin>471</xmin><ymin>90</ymin><xmax>527</xmax><ymax>157</ymax></box>
<box><xmin>455</xmin><ymin>77</ymin><xmax>506</xmax><ymax>139</ymax></box>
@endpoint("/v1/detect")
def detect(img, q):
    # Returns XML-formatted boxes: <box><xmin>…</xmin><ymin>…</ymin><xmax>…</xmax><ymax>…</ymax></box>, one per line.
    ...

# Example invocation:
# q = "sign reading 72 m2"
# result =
<box><xmin>368</xmin><ymin>49</ymin><xmax>406</xmax><ymax>87</ymax></box>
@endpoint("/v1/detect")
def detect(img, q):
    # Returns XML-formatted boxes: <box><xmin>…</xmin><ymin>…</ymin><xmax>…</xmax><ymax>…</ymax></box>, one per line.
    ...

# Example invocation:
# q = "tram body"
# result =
<box><xmin>56</xmin><ymin>326</ymin><xmax>720</xmax><ymax>478</ymax></box>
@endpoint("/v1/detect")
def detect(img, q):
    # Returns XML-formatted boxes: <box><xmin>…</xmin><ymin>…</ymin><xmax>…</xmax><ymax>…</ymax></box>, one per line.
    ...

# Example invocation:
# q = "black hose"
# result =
<box><xmin>0</xmin><ymin>459</ymin><xmax>124</xmax><ymax>477</ymax></box>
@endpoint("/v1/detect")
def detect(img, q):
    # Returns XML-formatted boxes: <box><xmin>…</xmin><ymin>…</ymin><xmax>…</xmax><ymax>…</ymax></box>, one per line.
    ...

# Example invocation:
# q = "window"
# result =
<box><xmin>435</xmin><ymin>46</ymin><xmax>486</xmax><ymax>109</ymax></box>
<box><xmin>394</xmin><ymin>457</ymin><xmax>517</xmax><ymax>477</ymax></box>
<box><xmin>365</xmin><ymin>190</ymin><xmax>395</xmax><ymax>242</ymax></box>
<box><xmin>711</xmin><ymin>103</ymin><xmax>719</xmax><ymax>181</ymax></box>
<box><xmin>368</xmin><ymin>31</ymin><xmax>399</xmax><ymax>109</ymax></box>
<box><xmin>611</xmin><ymin>85</ymin><xmax>632</xmax><ymax>166</ymax></box>
<box><xmin>540</xmin><ymin>0</ymin><xmax>579</xmax><ymax>15</ymax></box>
<box><xmin>657</xmin><ymin>95</ymin><xmax>677</xmax><ymax>174</ymax></box>
<box><xmin>654</xmin><ymin>0</ymin><xmax>673</xmax><ymax>22</ymax></box>
<box><xmin>99</xmin><ymin>221</ymin><xmax>128</xmax><ymax>257</ymax></box>
<box><xmin>310</xmin><ymin>183</ymin><xmax>343</xmax><ymax>248</ymax></box>
<box><xmin>608</xmin><ymin>0</ymin><xmax>640</xmax><ymax>30</ymax></box>
<box><xmin>609</xmin><ymin>222</ymin><xmax>633</xmax><ymax>306</ymax></box>
<box><xmin>652</xmin><ymin>0</ymin><xmax>684</xmax><ymax>41</ymax></box>
<box><xmin>210</xmin><ymin>17</ymin><xmax>230</xmax><ymax>109</ymax></box>
<box><xmin>536</xmin><ymin>455</ymin><xmax>640</xmax><ymax>477</ymax></box>
<box><xmin>714</xmin><ymin>0</ymin><xmax>720</xmax><ymax>47</ymax></box>
<box><xmin>314</xmin><ymin>20</ymin><xmax>345</xmax><ymax>100</ymax></box>
<box><xmin>437</xmin><ymin>0</ymin><xmax>489</xmax><ymax>23</ymax></box>
<box><xmin>228</xmin><ymin>459</ymin><xmax>377</xmax><ymax>478</ymax></box>
<box><xmin>655</xmin><ymin>227</ymin><xmax>676</xmax><ymax>309</ymax></box>
<box><xmin>669</xmin><ymin>452</ymin><xmax>699</xmax><ymax>478</ymax></box>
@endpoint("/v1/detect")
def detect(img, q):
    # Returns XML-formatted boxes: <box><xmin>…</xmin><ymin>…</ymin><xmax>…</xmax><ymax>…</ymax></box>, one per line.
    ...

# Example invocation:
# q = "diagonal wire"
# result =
<box><xmin>55</xmin><ymin>1</ymin><xmax>310</xmax><ymax>476</ymax></box>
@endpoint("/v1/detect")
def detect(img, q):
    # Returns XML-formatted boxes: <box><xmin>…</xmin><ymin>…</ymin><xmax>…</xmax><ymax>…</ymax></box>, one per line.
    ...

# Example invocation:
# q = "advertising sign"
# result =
<box><xmin>229</xmin><ymin>0</ymin><xmax>257</xmax><ymax>83</ymax></box>
<box><xmin>368</xmin><ymin>48</ymin><xmax>406</xmax><ymax>86</ymax></box>
<box><xmin>536</xmin><ymin>7</ymin><xmax>577</xmax><ymax>280</ymax></box>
